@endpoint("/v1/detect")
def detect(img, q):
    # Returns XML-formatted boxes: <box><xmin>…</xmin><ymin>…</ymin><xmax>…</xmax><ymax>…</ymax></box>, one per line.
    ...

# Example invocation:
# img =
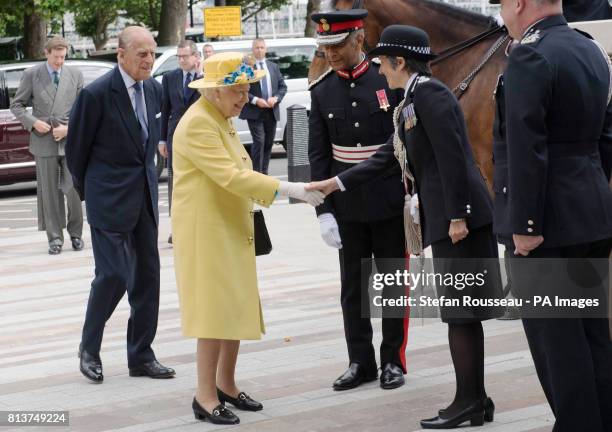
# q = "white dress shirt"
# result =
<box><xmin>251</xmin><ymin>59</ymin><xmax>274</xmax><ymax>106</ymax></box>
<box><xmin>118</xmin><ymin>64</ymin><xmax>148</xmax><ymax>126</ymax></box>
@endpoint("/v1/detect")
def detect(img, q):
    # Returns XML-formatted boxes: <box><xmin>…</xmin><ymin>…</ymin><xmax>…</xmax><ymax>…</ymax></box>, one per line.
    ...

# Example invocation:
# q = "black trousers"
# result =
<box><xmin>510</xmin><ymin>238</ymin><xmax>612</xmax><ymax>432</ymax></box>
<box><xmin>247</xmin><ymin>110</ymin><xmax>276</xmax><ymax>174</ymax></box>
<box><xmin>337</xmin><ymin>215</ymin><xmax>408</xmax><ymax>374</ymax></box>
<box><xmin>80</xmin><ymin>191</ymin><xmax>160</xmax><ymax>367</ymax></box>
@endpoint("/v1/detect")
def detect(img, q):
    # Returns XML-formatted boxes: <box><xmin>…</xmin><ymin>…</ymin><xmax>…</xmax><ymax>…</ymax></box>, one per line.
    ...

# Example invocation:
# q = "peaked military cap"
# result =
<box><xmin>311</xmin><ymin>9</ymin><xmax>368</xmax><ymax>46</ymax></box>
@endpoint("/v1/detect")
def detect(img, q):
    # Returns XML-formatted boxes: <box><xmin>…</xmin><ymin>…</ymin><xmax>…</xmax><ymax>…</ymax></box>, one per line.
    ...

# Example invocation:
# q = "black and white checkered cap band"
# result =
<box><xmin>376</xmin><ymin>42</ymin><xmax>431</xmax><ymax>54</ymax></box>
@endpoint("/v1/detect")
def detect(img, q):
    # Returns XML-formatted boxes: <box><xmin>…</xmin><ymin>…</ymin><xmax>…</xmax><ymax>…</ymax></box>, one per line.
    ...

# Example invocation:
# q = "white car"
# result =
<box><xmin>152</xmin><ymin>37</ymin><xmax>316</xmax><ymax>149</ymax></box>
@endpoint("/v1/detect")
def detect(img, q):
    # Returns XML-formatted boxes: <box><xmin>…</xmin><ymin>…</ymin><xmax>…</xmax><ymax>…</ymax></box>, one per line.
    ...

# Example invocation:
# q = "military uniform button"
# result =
<box><xmin>466</xmin><ymin>204</ymin><xmax>471</xmax><ymax>209</ymax></box>
<box><xmin>527</xmin><ymin>228</ymin><xmax>534</xmax><ymax>233</ymax></box>
<box><xmin>350</xmin><ymin>83</ymin><xmax>356</xmax><ymax>88</ymax></box>
<box><xmin>354</xmin><ymin>122</ymin><xmax>360</xmax><ymax>127</ymax></box>
<box><xmin>328</xmin><ymin>113</ymin><xmax>334</xmax><ymax>119</ymax></box>
<box><xmin>528</xmin><ymin>220</ymin><xmax>534</xmax><ymax>226</ymax></box>
<box><xmin>352</xmin><ymin>101</ymin><xmax>357</xmax><ymax>107</ymax></box>
<box><xmin>356</xmin><ymin>143</ymin><xmax>362</xmax><ymax>147</ymax></box>
<box><xmin>502</xmin><ymin>187</ymin><xmax>507</xmax><ymax>194</ymax></box>
<box><xmin>467</xmin><ymin>210</ymin><xmax>471</xmax><ymax>214</ymax></box>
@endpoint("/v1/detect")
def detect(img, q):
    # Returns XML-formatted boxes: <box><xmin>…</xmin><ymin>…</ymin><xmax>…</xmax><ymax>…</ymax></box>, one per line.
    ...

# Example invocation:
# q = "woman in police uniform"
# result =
<box><xmin>309</xmin><ymin>25</ymin><xmax>504</xmax><ymax>429</ymax></box>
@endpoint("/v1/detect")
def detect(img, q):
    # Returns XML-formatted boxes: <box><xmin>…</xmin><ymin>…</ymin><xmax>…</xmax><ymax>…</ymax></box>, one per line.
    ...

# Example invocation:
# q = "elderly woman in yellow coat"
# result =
<box><xmin>171</xmin><ymin>52</ymin><xmax>324</xmax><ymax>425</ymax></box>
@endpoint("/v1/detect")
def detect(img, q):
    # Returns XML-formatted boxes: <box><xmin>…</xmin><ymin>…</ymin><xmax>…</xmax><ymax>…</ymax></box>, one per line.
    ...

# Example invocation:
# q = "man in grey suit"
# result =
<box><xmin>10</xmin><ymin>36</ymin><xmax>84</xmax><ymax>255</ymax></box>
<box><xmin>239</xmin><ymin>38</ymin><xmax>287</xmax><ymax>174</ymax></box>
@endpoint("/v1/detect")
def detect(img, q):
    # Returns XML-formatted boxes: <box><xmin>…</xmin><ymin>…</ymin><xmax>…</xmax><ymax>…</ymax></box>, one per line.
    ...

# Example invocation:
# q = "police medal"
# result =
<box><xmin>376</xmin><ymin>89</ymin><xmax>391</xmax><ymax>112</ymax></box>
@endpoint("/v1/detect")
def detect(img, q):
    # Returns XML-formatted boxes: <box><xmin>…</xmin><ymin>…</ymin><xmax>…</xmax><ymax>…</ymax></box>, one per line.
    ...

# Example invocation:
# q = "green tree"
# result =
<box><xmin>0</xmin><ymin>0</ymin><xmax>66</xmax><ymax>58</ymax></box>
<box><xmin>68</xmin><ymin>0</ymin><xmax>123</xmax><ymax>51</ymax></box>
<box><xmin>226</xmin><ymin>0</ymin><xmax>292</xmax><ymax>22</ymax></box>
<box><xmin>123</xmin><ymin>0</ymin><xmax>162</xmax><ymax>30</ymax></box>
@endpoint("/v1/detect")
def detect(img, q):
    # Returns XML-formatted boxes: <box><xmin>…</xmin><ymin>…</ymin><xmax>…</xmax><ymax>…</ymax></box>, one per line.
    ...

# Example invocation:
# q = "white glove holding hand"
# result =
<box><xmin>278</xmin><ymin>181</ymin><xmax>325</xmax><ymax>207</ymax></box>
<box><xmin>318</xmin><ymin>213</ymin><xmax>342</xmax><ymax>249</ymax></box>
<box><xmin>410</xmin><ymin>193</ymin><xmax>420</xmax><ymax>224</ymax></box>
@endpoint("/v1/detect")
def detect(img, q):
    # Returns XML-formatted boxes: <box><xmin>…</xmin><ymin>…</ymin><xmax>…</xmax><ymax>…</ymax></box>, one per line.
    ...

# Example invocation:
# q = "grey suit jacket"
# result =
<box><xmin>10</xmin><ymin>62</ymin><xmax>84</xmax><ymax>157</ymax></box>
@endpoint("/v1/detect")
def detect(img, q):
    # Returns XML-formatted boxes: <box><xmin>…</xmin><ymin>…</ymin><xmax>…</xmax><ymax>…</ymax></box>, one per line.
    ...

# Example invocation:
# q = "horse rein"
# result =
<box><xmin>431</xmin><ymin>23</ymin><xmax>505</xmax><ymax>65</ymax></box>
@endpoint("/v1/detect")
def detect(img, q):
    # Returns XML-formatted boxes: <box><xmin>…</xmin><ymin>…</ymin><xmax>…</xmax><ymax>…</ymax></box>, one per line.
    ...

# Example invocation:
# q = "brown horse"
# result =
<box><xmin>308</xmin><ymin>0</ymin><xmax>511</xmax><ymax>193</ymax></box>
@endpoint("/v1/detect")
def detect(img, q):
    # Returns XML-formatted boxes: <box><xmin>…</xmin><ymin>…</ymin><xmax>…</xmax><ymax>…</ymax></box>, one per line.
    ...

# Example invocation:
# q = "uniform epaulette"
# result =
<box><xmin>309</xmin><ymin>67</ymin><xmax>333</xmax><ymax>90</ymax></box>
<box><xmin>371</xmin><ymin>57</ymin><xmax>381</xmax><ymax>65</ymax></box>
<box><xmin>416</xmin><ymin>76</ymin><xmax>430</xmax><ymax>84</ymax></box>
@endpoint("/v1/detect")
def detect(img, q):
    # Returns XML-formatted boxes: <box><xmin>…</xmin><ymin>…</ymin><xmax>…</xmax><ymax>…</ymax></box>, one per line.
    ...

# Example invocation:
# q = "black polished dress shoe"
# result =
<box><xmin>420</xmin><ymin>401</ymin><xmax>485</xmax><ymax>429</ymax></box>
<box><xmin>333</xmin><ymin>363</ymin><xmax>377</xmax><ymax>391</ymax></box>
<box><xmin>71</xmin><ymin>237</ymin><xmax>84</xmax><ymax>251</ymax></box>
<box><xmin>439</xmin><ymin>397</ymin><xmax>495</xmax><ymax>422</ymax></box>
<box><xmin>380</xmin><ymin>363</ymin><xmax>405</xmax><ymax>389</ymax></box>
<box><xmin>48</xmin><ymin>244</ymin><xmax>62</xmax><ymax>255</ymax></box>
<box><xmin>78</xmin><ymin>347</ymin><xmax>103</xmax><ymax>383</ymax></box>
<box><xmin>217</xmin><ymin>388</ymin><xmax>263</xmax><ymax>411</ymax></box>
<box><xmin>192</xmin><ymin>398</ymin><xmax>239</xmax><ymax>425</ymax></box>
<box><xmin>129</xmin><ymin>360</ymin><xmax>175</xmax><ymax>378</ymax></box>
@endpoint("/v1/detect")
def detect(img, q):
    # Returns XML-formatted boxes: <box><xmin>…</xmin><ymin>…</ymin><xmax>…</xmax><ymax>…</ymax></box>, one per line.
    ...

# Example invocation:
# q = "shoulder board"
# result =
<box><xmin>416</xmin><ymin>76</ymin><xmax>430</xmax><ymax>84</ymax></box>
<box><xmin>574</xmin><ymin>28</ymin><xmax>594</xmax><ymax>40</ymax></box>
<box><xmin>308</xmin><ymin>67</ymin><xmax>333</xmax><ymax>90</ymax></box>
<box><xmin>371</xmin><ymin>57</ymin><xmax>381</xmax><ymax>65</ymax></box>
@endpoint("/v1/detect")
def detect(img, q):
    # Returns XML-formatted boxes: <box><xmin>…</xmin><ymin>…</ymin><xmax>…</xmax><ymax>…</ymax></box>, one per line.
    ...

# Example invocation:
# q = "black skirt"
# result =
<box><xmin>430</xmin><ymin>224</ymin><xmax>504</xmax><ymax>323</ymax></box>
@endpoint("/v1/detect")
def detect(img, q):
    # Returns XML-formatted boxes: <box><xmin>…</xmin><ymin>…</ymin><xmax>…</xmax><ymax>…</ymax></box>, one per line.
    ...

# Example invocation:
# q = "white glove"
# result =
<box><xmin>278</xmin><ymin>181</ymin><xmax>325</xmax><ymax>207</ymax></box>
<box><xmin>410</xmin><ymin>193</ymin><xmax>420</xmax><ymax>224</ymax></box>
<box><xmin>318</xmin><ymin>213</ymin><xmax>342</xmax><ymax>249</ymax></box>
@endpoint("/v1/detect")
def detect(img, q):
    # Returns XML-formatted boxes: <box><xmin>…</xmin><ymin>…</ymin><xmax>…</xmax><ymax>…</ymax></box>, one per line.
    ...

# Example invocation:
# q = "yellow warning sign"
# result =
<box><xmin>204</xmin><ymin>6</ymin><xmax>242</xmax><ymax>38</ymax></box>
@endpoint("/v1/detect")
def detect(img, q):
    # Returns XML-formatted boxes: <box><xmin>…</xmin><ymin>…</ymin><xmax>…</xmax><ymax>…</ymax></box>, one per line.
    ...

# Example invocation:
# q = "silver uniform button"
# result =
<box><xmin>527</xmin><ymin>220</ymin><xmax>534</xmax><ymax>226</ymax></box>
<box><xmin>527</xmin><ymin>228</ymin><xmax>534</xmax><ymax>233</ymax></box>
<box><xmin>502</xmin><ymin>186</ymin><xmax>507</xmax><ymax>194</ymax></box>
<box><xmin>356</xmin><ymin>143</ymin><xmax>362</xmax><ymax>147</ymax></box>
<box><xmin>350</xmin><ymin>83</ymin><xmax>356</xmax><ymax>88</ymax></box>
<box><xmin>466</xmin><ymin>204</ymin><xmax>471</xmax><ymax>209</ymax></box>
<box><xmin>467</xmin><ymin>210</ymin><xmax>471</xmax><ymax>214</ymax></box>
<box><xmin>328</xmin><ymin>113</ymin><xmax>334</xmax><ymax>119</ymax></box>
<box><xmin>352</xmin><ymin>101</ymin><xmax>357</xmax><ymax>107</ymax></box>
<box><xmin>354</xmin><ymin>122</ymin><xmax>360</xmax><ymax>127</ymax></box>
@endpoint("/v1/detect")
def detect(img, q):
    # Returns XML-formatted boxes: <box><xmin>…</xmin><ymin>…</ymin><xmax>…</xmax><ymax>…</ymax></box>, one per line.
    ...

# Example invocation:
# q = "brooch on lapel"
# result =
<box><xmin>521</xmin><ymin>29</ymin><xmax>540</xmax><ymax>44</ymax></box>
<box><xmin>403</xmin><ymin>103</ymin><xmax>418</xmax><ymax>130</ymax></box>
<box><xmin>376</xmin><ymin>89</ymin><xmax>390</xmax><ymax>112</ymax></box>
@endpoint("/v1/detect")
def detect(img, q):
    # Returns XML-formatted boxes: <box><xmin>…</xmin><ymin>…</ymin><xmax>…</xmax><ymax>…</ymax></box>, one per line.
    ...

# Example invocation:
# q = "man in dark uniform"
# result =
<box><xmin>562</xmin><ymin>0</ymin><xmax>612</xmax><ymax>22</ymax></box>
<box><xmin>308</xmin><ymin>9</ymin><xmax>408</xmax><ymax>391</ymax></box>
<box><xmin>491</xmin><ymin>0</ymin><xmax>612</xmax><ymax>430</ymax></box>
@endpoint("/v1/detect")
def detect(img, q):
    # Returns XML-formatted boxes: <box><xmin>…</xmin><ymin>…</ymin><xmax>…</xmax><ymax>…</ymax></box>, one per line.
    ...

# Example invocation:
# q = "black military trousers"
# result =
<box><xmin>510</xmin><ymin>238</ymin><xmax>612</xmax><ymax>432</ymax></box>
<box><xmin>337</xmin><ymin>215</ymin><xmax>408</xmax><ymax>375</ymax></box>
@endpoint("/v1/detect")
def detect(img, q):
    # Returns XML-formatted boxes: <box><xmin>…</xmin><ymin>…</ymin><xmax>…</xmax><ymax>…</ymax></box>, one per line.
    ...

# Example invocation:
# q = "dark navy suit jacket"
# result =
<box><xmin>66</xmin><ymin>66</ymin><xmax>162</xmax><ymax>232</ymax></box>
<box><xmin>160</xmin><ymin>68</ymin><xmax>200</xmax><ymax>152</ymax></box>
<box><xmin>239</xmin><ymin>60</ymin><xmax>287</xmax><ymax>122</ymax></box>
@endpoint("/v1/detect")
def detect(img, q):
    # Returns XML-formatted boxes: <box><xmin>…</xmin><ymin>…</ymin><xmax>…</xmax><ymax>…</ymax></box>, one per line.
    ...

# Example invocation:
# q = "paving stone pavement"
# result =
<box><xmin>0</xmin><ymin>199</ymin><xmax>554</xmax><ymax>432</ymax></box>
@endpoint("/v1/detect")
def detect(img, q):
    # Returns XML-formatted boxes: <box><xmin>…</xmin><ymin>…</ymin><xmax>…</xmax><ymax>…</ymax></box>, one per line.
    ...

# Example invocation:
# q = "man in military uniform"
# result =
<box><xmin>308</xmin><ymin>9</ymin><xmax>408</xmax><ymax>391</ymax></box>
<box><xmin>491</xmin><ymin>0</ymin><xmax>612</xmax><ymax>430</ymax></box>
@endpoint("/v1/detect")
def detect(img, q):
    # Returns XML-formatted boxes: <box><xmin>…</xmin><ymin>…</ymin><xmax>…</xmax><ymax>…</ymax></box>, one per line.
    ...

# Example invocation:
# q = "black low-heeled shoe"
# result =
<box><xmin>217</xmin><ymin>388</ymin><xmax>263</xmax><ymax>411</ymax></box>
<box><xmin>192</xmin><ymin>398</ymin><xmax>239</xmax><ymax>425</ymax></box>
<box><xmin>420</xmin><ymin>401</ymin><xmax>485</xmax><ymax>429</ymax></box>
<box><xmin>438</xmin><ymin>397</ymin><xmax>495</xmax><ymax>422</ymax></box>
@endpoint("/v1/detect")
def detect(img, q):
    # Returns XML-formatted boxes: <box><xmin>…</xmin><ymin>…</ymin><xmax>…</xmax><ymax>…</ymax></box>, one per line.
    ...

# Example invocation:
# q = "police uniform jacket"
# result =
<box><xmin>492</xmin><ymin>14</ymin><xmax>612</xmax><ymax>248</ymax></box>
<box><xmin>338</xmin><ymin>76</ymin><xmax>493</xmax><ymax>247</ymax></box>
<box><xmin>308</xmin><ymin>60</ymin><xmax>405</xmax><ymax>223</ymax></box>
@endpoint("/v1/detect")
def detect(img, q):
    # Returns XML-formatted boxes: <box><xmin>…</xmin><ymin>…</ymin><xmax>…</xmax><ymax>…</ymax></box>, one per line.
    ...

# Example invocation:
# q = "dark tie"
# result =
<box><xmin>259</xmin><ymin>62</ymin><xmax>269</xmax><ymax>100</ymax></box>
<box><xmin>183</xmin><ymin>72</ymin><xmax>192</xmax><ymax>102</ymax></box>
<box><xmin>133</xmin><ymin>82</ymin><xmax>148</xmax><ymax>148</ymax></box>
<box><xmin>52</xmin><ymin>71</ymin><xmax>59</xmax><ymax>88</ymax></box>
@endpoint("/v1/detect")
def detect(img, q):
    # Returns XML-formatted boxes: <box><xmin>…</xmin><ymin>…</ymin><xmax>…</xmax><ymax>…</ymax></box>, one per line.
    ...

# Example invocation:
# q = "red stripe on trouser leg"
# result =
<box><xmin>398</xmin><ymin>253</ymin><xmax>411</xmax><ymax>371</ymax></box>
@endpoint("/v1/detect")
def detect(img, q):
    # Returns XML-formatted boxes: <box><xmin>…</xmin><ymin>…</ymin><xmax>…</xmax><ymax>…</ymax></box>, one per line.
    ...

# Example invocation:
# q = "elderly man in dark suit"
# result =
<box><xmin>159</xmin><ymin>39</ymin><xmax>201</xmax><ymax>245</ymax></box>
<box><xmin>491</xmin><ymin>0</ymin><xmax>612</xmax><ymax>430</ymax></box>
<box><xmin>67</xmin><ymin>26</ymin><xmax>175</xmax><ymax>383</ymax></box>
<box><xmin>239</xmin><ymin>38</ymin><xmax>287</xmax><ymax>174</ymax></box>
<box><xmin>10</xmin><ymin>36</ymin><xmax>84</xmax><ymax>255</ymax></box>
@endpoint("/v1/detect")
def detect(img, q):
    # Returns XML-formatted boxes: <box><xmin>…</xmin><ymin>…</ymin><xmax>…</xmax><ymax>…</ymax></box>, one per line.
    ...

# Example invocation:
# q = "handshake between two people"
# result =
<box><xmin>278</xmin><ymin>178</ymin><xmax>344</xmax><ymax>249</ymax></box>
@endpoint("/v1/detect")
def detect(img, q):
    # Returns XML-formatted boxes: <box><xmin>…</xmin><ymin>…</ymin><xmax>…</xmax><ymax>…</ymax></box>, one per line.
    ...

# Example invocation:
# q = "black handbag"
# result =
<box><xmin>253</xmin><ymin>209</ymin><xmax>272</xmax><ymax>256</ymax></box>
